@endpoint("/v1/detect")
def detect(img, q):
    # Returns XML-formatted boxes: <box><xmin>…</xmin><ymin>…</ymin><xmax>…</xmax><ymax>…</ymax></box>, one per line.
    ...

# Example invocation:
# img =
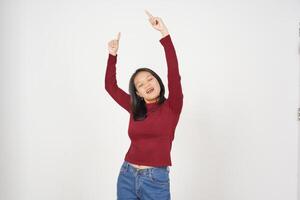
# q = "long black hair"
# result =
<box><xmin>129</xmin><ymin>68</ymin><xmax>166</xmax><ymax>121</ymax></box>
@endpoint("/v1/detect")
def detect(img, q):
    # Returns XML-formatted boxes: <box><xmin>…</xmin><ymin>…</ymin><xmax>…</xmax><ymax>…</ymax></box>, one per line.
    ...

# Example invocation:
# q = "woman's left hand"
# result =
<box><xmin>145</xmin><ymin>10</ymin><xmax>169</xmax><ymax>37</ymax></box>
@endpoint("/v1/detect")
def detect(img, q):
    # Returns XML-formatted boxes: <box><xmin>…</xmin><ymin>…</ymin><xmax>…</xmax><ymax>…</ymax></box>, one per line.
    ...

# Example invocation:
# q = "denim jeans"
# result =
<box><xmin>117</xmin><ymin>160</ymin><xmax>171</xmax><ymax>200</ymax></box>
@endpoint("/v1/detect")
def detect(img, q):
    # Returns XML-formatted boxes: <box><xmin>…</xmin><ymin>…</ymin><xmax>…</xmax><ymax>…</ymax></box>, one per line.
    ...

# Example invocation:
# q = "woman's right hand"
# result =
<box><xmin>108</xmin><ymin>32</ymin><xmax>121</xmax><ymax>56</ymax></box>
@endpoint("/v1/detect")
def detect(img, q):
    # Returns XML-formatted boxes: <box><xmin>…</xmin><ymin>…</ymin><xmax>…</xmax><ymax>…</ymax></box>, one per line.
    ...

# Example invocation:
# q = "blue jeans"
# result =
<box><xmin>117</xmin><ymin>160</ymin><xmax>171</xmax><ymax>200</ymax></box>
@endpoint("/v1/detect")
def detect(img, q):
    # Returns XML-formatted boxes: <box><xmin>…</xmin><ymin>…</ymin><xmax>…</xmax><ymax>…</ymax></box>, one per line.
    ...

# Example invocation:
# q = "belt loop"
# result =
<box><xmin>149</xmin><ymin>168</ymin><xmax>153</xmax><ymax>178</ymax></box>
<box><xmin>123</xmin><ymin>160</ymin><xmax>129</xmax><ymax>169</ymax></box>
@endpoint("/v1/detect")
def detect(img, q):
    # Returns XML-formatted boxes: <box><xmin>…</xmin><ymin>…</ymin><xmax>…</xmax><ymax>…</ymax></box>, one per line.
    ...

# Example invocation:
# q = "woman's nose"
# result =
<box><xmin>145</xmin><ymin>84</ymin><xmax>152</xmax><ymax>90</ymax></box>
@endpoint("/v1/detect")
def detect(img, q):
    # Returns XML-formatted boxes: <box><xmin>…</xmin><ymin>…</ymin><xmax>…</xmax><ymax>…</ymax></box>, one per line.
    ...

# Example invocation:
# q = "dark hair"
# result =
<box><xmin>129</xmin><ymin>67</ymin><xmax>166</xmax><ymax>121</ymax></box>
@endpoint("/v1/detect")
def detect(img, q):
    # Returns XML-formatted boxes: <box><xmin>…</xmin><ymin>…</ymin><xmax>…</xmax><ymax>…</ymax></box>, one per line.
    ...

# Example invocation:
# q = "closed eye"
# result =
<box><xmin>137</xmin><ymin>77</ymin><xmax>153</xmax><ymax>88</ymax></box>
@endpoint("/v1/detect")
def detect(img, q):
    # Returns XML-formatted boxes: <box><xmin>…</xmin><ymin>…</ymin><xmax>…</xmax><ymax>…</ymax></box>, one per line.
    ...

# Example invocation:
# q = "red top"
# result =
<box><xmin>105</xmin><ymin>34</ymin><xmax>183</xmax><ymax>166</ymax></box>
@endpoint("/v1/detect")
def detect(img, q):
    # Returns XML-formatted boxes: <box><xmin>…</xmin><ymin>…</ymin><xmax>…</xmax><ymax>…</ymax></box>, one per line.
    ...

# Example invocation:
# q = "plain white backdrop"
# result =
<box><xmin>1</xmin><ymin>0</ymin><xmax>300</xmax><ymax>199</ymax></box>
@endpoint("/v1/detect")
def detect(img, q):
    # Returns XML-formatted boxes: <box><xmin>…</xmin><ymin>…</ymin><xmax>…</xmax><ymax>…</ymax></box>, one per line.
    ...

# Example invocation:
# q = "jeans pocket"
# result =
<box><xmin>150</xmin><ymin>168</ymin><xmax>170</xmax><ymax>185</ymax></box>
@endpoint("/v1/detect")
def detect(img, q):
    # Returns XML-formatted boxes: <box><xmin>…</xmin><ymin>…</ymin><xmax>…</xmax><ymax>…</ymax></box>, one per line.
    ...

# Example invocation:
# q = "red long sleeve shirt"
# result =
<box><xmin>105</xmin><ymin>34</ymin><xmax>183</xmax><ymax>166</ymax></box>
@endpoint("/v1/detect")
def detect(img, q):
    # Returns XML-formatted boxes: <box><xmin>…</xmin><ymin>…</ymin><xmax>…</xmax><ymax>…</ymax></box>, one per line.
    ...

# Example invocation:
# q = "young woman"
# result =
<box><xmin>105</xmin><ymin>10</ymin><xmax>183</xmax><ymax>200</ymax></box>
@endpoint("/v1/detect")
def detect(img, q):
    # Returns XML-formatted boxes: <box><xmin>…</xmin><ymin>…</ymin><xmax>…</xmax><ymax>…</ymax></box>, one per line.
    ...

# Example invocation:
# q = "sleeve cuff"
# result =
<box><xmin>109</xmin><ymin>53</ymin><xmax>117</xmax><ymax>58</ymax></box>
<box><xmin>108</xmin><ymin>53</ymin><xmax>117</xmax><ymax>63</ymax></box>
<box><xmin>159</xmin><ymin>34</ymin><xmax>171</xmax><ymax>45</ymax></box>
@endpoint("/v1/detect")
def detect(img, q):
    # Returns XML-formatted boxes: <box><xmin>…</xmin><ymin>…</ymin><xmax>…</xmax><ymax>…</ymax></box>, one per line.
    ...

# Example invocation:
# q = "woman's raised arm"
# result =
<box><xmin>159</xmin><ymin>34</ymin><xmax>183</xmax><ymax>114</ymax></box>
<box><xmin>145</xmin><ymin>10</ymin><xmax>183</xmax><ymax>114</ymax></box>
<box><xmin>105</xmin><ymin>33</ymin><xmax>131</xmax><ymax>113</ymax></box>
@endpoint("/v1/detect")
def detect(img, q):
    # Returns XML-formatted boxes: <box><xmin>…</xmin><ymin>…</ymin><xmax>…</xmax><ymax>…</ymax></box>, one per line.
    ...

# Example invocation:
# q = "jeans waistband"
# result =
<box><xmin>122</xmin><ymin>160</ymin><xmax>170</xmax><ymax>174</ymax></box>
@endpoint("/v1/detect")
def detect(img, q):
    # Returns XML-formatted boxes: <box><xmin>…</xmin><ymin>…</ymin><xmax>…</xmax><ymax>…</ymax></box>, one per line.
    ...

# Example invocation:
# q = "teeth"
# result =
<box><xmin>147</xmin><ymin>88</ymin><xmax>154</xmax><ymax>94</ymax></box>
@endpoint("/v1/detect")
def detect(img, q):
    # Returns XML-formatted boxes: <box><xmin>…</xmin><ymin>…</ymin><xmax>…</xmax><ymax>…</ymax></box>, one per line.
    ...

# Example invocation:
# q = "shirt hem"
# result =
<box><xmin>124</xmin><ymin>157</ymin><xmax>172</xmax><ymax>167</ymax></box>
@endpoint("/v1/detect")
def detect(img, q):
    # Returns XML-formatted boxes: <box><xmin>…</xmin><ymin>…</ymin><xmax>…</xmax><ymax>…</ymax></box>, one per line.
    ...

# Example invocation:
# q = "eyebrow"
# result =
<box><xmin>136</xmin><ymin>74</ymin><xmax>152</xmax><ymax>84</ymax></box>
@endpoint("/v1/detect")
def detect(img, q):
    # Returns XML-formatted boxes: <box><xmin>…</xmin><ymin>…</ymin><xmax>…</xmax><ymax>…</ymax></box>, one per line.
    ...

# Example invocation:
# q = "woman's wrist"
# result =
<box><xmin>161</xmin><ymin>30</ymin><xmax>169</xmax><ymax>38</ymax></box>
<box><xmin>109</xmin><ymin>52</ymin><xmax>117</xmax><ymax>56</ymax></box>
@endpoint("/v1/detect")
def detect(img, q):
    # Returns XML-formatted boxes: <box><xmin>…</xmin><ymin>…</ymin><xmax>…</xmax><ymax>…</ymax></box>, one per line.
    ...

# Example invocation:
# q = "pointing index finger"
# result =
<box><xmin>145</xmin><ymin>9</ymin><xmax>153</xmax><ymax>18</ymax></box>
<box><xmin>117</xmin><ymin>32</ymin><xmax>121</xmax><ymax>41</ymax></box>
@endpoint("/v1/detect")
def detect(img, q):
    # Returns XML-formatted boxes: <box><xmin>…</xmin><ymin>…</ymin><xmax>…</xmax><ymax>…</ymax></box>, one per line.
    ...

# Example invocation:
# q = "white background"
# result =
<box><xmin>1</xmin><ymin>0</ymin><xmax>300</xmax><ymax>199</ymax></box>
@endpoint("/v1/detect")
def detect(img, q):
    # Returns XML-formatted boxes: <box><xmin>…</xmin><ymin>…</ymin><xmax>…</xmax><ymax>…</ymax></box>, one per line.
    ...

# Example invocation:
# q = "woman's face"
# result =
<box><xmin>134</xmin><ymin>71</ymin><xmax>161</xmax><ymax>103</ymax></box>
